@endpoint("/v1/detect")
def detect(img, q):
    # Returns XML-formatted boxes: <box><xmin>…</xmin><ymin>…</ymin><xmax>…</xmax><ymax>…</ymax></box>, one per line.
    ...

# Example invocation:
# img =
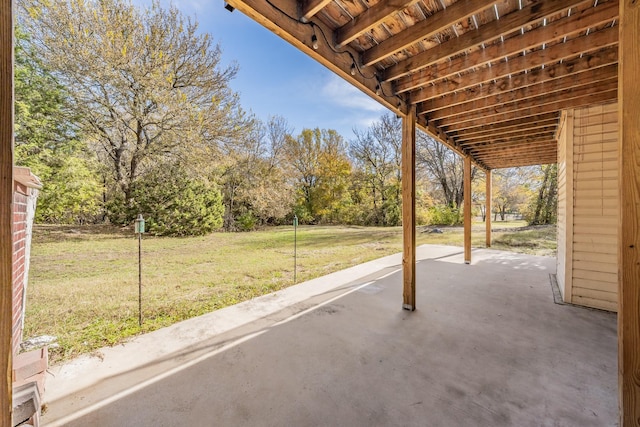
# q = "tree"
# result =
<box><xmin>284</xmin><ymin>128</ymin><xmax>351</xmax><ymax>224</ymax></box>
<box><xmin>20</xmin><ymin>0</ymin><xmax>245</xmax><ymax>223</ymax></box>
<box><xmin>524</xmin><ymin>164</ymin><xmax>557</xmax><ymax>225</ymax></box>
<box><xmin>219</xmin><ymin>116</ymin><xmax>295</xmax><ymax>231</ymax></box>
<box><xmin>492</xmin><ymin>168</ymin><xmax>535</xmax><ymax>221</ymax></box>
<box><xmin>349</xmin><ymin>113</ymin><xmax>402</xmax><ymax>226</ymax></box>
<box><xmin>131</xmin><ymin>162</ymin><xmax>224</xmax><ymax>236</ymax></box>
<box><xmin>416</xmin><ymin>131</ymin><xmax>476</xmax><ymax>209</ymax></box>
<box><xmin>14</xmin><ymin>26</ymin><xmax>102</xmax><ymax>224</ymax></box>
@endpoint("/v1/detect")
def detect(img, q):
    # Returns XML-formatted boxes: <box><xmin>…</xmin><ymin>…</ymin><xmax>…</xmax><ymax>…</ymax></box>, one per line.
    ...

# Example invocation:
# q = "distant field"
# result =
<box><xmin>25</xmin><ymin>222</ymin><xmax>556</xmax><ymax>363</ymax></box>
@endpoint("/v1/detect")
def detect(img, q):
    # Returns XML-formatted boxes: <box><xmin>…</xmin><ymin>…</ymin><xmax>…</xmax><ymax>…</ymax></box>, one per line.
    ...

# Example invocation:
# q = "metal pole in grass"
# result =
<box><xmin>293</xmin><ymin>215</ymin><xmax>298</xmax><ymax>284</ymax></box>
<box><xmin>135</xmin><ymin>214</ymin><xmax>145</xmax><ymax>326</ymax></box>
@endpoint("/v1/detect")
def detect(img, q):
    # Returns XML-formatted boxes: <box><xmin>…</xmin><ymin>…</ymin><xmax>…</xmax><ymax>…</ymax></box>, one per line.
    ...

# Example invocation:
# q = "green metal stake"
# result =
<box><xmin>135</xmin><ymin>214</ymin><xmax>145</xmax><ymax>326</ymax></box>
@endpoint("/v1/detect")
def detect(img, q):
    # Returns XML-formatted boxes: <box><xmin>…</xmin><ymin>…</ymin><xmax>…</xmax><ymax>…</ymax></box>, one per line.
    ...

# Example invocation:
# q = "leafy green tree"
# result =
<box><xmin>130</xmin><ymin>163</ymin><xmax>224</xmax><ymax>236</ymax></box>
<box><xmin>14</xmin><ymin>27</ymin><xmax>102</xmax><ymax>224</ymax></box>
<box><xmin>285</xmin><ymin>128</ymin><xmax>352</xmax><ymax>224</ymax></box>
<box><xmin>20</xmin><ymin>0</ymin><xmax>246</xmax><ymax>223</ymax></box>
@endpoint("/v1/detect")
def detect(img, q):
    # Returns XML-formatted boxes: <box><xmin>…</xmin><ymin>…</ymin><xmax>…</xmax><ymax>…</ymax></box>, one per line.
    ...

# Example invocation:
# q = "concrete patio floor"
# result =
<box><xmin>42</xmin><ymin>245</ymin><xmax>617</xmax><ymax>426</ymax></box>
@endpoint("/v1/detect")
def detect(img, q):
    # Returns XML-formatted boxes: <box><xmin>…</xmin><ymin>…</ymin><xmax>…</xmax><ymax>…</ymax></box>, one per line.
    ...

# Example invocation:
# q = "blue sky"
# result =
<box><xmin>137</xmin><ymin>0</ymin><xmax>386</xmax><ymax>139</ymax></box>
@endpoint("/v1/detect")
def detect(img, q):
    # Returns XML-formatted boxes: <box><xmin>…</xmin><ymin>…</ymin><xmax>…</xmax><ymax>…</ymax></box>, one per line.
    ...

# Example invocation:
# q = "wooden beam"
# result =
<box><xmin>458</xmin><ymin>127</ymin><xmax>558</xmax><ymax>144</ymax></box>
<box><xmin>383</xmin><ymin>0</ymin><xmax>588</xmax><ymax>82</ymax></box>
<box><xmin>420</xmin><ymin>56</ymin><xmax>618</xmax><ymax>112</ymax></box>
<box><xmin>455</xmin><ymin>119</ymin><xmax>559</xmax><ymax>141</ymax></box>
<box><xmin>472</xmin><ymin>140</ymin><xmax>558</xmax><ymax>152</ymax></box>
<box><xmin>411</xmin><ymin>29</ymin><xmax>618</xmax><ymax>105</ymax></box>
<box><xmin>476</xmin><ymin>149</ymin><xmax>558</xmax><ymax>163</ymax></box>
<box><xmin>228</xmin><ymin>0</ymin><xmax>408</xmax><ymax>115</ymax></box>
<box><xmin>465</xmin><ymin>135</ymin><xmax>557</xmax><ymax>148</ymax></box>
<box><xmin>477</xmin><ymin>152</ymin><xmax>558</xmax><ymax>163</ymax></box>
<box><xmin>424</xmin><ymin>66</ymin><xmax>618</xmax><ymax>121</ymax></box>
<box><xmin>483</xmin><ymin>157</ymin><xmax>557</xmax><ymax>168</ymax></box>
<box><xmin>402</xmin><ymin>106</ymin><xmax>416</xmax><ymax>311</ymax></box>
<box><xmin>439</xmin><ymin>87</ymin><xmax>618</xmax><ymax>129</ymax></box>
<box><xmin>618</xmin><ymin>0</ymin><xmax>640</xmax><ymax>424</ymax></box>
<box><xmin>453</xmin><ymin>114</ymin><xmax>559</xmax><ymax>137</ymax></box>
<box><xmin>429</xmin><ymin>77</ymin><xmax>618</xmax><ymax>125</ymax></box>
<box><xmin>475</xmin><ymin>153</ymin><xmax>557</xmax><ymax>164</ymax></box>
<box><xmin>335</xmin><ymin>0</ymin><xmax>419</xmax><ymax>48</ymax></box>
<box><xmin>299</xmin><ymin>0</ymin><xmax>332</xmax><ymax>23</ymax></box>
<box><xmin>395</xmin><ymin>1</ymin><xmax>618</xmax><ymax>93</ymax></box>
<box><xmin>479</xmin><ymin>153</ymin><xmax>558</xmax><ymax>163</ymax></box>
<box><xmin>362</xmin><ymin>0</ymin><xmax>490</xmax><ymax>66</ymax></box>
<box><xmin>464</xmin><ymin>155</ymin><xmax>472</xmax><ymax>264</ymax></box>
<box><xmin>485</xmin><ymin>170</ymin><xmax>491</xmax><ymax>248</ymax></box>
<box><xmin>467</xmin><ymin>141</ymin><xmax>558</xmax><ymax>155</ymax></box>
<box><xmin>0</xmin><ymin>0</ymin><xmax>13</xmax><ymax>423</ymax></box>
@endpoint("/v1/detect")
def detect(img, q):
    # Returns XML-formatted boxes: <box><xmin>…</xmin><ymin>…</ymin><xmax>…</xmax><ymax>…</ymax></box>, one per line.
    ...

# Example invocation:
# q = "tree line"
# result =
<box><xmin>14</xmin><ymin>0</ymin><xmax>556</xmax><ymax>235</ymax></box>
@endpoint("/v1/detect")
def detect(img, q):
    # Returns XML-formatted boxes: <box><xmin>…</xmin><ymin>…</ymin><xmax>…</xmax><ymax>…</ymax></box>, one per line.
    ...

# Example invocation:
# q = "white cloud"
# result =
<box><xmin>321</xmin><ymin>74</ymin><xmax>386</xmax><ymax>113</ymax></box>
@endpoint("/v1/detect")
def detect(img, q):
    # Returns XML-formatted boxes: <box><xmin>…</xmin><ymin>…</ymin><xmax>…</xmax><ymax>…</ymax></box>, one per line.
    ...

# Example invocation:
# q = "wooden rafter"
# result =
<box><xmin>299</xmin><ymin>0</ymin><xmax>332</xmax><ymax>23</ymax></box>
<box><xmin>233</xmin><ymin>0</ymin><xmax>619</xmax><ymax>170</ymax></box>
<box><xmin>412</xmin><ymin>32</ymin><xmax>618</xmax><ymax>106</ymax></box>
<box><xmin>383</xmin><ymin>0</ymin><xmax>588</xmax><ymax>82</ymax></box>
<box><xmin>456</xmin><ymin>126</ymin><xmax>558</xmax><ymax>143</ymax></box>
<box><xmin>226</xmin><ymin>0</ymin><xmax>407</xmax><ymax>116</ymax></box>
<box><xmin>395</xmin><ymin>1</ymin><xmax>618</xmax><ymax>94</ymax></box>
<box><xmin>483</xmin><ymin>156</ymin><xmax>557</xmax><ymax>168</ymax></box>
<box><xmin>473</xmin><ymin>147</ymin><xmax>558</xmax><ymax>159</ymax></box>
<box><xmin>462</xmin><ymin>134</ymin><xmax>558</xmax><ymax>148</ymax></box>
<box><xmin>421</xmin><ymin>59</ymin><xmax>618</xmax><ymax>113</ymax></box>
<box><xmin>1</xmin><ymin>0</ymin><xmax>12</xmax><ymax>423</ymax></box>
<box><xmin>335</xmin><ymin>0</ymin><xmax>419</xmax><ymax>48</ymax></box>
<box><xmin>452</xmin><ymin>114</ymin><xmax>560</xmax><ymax>138</ymax></box>
<box><xmin>362</xmin><ymin>0</ymin><xmax>490</xmax><ymax>66</ymax></box>
<box><xmin>425</xmin><ymin>66</ymin><xmax>618</xmax><ymax>121</ymax></box>
<box><xmin>436</xmin><ymin>87</ymin><xmax>618</xmax><ymax>128</ymax></box>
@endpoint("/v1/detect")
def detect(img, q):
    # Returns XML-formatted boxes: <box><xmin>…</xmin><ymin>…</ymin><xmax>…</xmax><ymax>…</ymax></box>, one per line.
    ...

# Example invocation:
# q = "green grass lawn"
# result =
<box><xmin>25</xmin><ymin>222</ymin><xmax>556</xmax><ymax>363</ymax></box>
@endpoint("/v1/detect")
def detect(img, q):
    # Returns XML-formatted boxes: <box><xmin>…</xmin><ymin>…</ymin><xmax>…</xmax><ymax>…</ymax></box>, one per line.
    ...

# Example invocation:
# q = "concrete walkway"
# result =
<box><xmin>42</xmin><ymin>245</ymin><xmax>617</xmax><ymax>426</ymax></box>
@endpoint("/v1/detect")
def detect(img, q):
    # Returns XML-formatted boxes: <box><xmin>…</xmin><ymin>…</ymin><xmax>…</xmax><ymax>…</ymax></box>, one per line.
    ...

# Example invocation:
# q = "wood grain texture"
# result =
<box><xmin>618</xmin><ymin>0</ymin><xmax>640</xmax><ymax>424</ymax></box>
<box><xmin>0</xmin><ymin>0</ymin><xmax>13</xmax><ymax>423</ymax></box>
<box><xmin>437</xmin><ymin>90</ymin><xmax>618</xmax><ymax>130</ymax></box>
<box><xmin>423</xmin><ymin>64</ymin><xmax>618</xmax><ymax>118</ymax></box>
<box><xmin>402</xmin><ymin>107</ymin><xmax>416</xmax><ymax>311</ymax></box>
<box><xmin>383</xmin><ymin>0</ymin><xmax>587</xmax><ymax>81</ymax></box>
<box><xmin>431</xmin><ymin>78</ymin><xmax>618</xmax><ymax>125</ymax></box>
<box><xmin>412</xmin><ymin>30</ymin><xmax>618</xmax><ymax>106</ymax></box>
<box><xmin>396</xmin><ymin>1</ymin><xmax>619</xmax><ymax>93</ymax></box>
<box><xmin>485</xmin><ymin>170</ymin><xmax>491</xmax><ymax>248</ymax></box>
<box><xmin>300</xmin><ymin>0</ymin><xmax>332</xmax><ymax>23</ymax></box>
<box><xmin>362</xmin><ymin>0</ymin><xmax>489</xmax><ymax>66</ymax></box>
<box><xmin>335</xmin><ymin>0</ymin><xmax>419</xmax><ymax>48</ymax></box>
<box><xmin>464</xmin><ymin>155</ymin><xmax>472</xmax><ymax>264</ymax></box>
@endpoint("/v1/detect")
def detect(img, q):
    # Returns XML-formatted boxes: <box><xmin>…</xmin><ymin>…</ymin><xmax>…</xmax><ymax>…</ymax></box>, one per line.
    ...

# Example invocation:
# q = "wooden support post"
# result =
<box><xmin>618</xmin><ymin>0</ymin><xmax>640</xmax><ymax>424</ymax></box>
<box><xmin>1</xmin><ymin>0</ymin><xmax>13</xmax><ymax>424</ymax></box>
<box><xmin>485</xmin><ymin>169</ymin><xmax>491</xmax><ymax>247</ymax></box>
<box><xmin>402</xmin><ymin>106</ymin><xmax>416</xmax><ymax>311</ymax></box>
<box><xmin>463</xmin><ymin>155</ymin><xmax>472</xmax><ymax>264</ymax></box>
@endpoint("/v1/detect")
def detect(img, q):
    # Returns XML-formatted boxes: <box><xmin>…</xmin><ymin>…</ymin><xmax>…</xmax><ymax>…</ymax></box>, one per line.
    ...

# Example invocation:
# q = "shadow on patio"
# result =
<box><xmin>44</xmin><ymin>246</ymin><xmax>616</xmax><ymax>426</ymax></box>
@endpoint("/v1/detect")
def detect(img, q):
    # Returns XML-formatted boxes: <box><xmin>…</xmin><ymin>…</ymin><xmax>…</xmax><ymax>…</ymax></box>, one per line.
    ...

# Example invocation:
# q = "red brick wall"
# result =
<box><xmin>12</xmin><ymin>182</ymin><xmax>28</xmax><ymax>357</ymax></box>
